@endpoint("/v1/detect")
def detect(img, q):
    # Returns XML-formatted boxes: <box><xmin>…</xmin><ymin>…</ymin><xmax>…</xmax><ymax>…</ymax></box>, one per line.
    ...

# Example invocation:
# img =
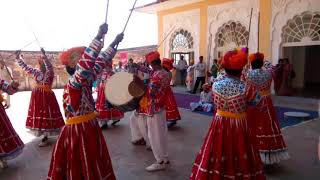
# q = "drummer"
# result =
<box><xmin>135</xmin><ymin>51</ymin><xmax>171</xmax><ymax>172</ymax></box>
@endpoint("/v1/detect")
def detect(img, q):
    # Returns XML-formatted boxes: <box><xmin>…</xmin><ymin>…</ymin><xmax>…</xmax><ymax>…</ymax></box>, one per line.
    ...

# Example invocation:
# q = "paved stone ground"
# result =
<box><xmin>0</xmin><ymin>89</ymin><xmax>319</xmax><ymax>180</ymax></box>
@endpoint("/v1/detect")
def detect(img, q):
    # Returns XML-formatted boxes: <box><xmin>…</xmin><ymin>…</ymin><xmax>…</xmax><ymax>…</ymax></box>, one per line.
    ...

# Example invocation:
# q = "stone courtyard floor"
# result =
<box><xmin>0</xmin><ymin>89</ymin><xmax>319</xmax><ymax>180</ymax></box>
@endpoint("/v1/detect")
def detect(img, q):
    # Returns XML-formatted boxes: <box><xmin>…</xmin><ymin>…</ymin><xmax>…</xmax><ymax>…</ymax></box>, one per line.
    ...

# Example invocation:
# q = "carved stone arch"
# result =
<box><xmin>214</xmin><ymin>21</ymin><xmax>249</xmax><ymax>58</ymax></box>
<box><xmin>169</xmin><ymin>28</ymin><xmax>194</xmax><ymax>52</ymax></box>
<box><xmin>281</xmin><ymin>11</ymin><xmax>320</xmax><ymax>47</ymax></box>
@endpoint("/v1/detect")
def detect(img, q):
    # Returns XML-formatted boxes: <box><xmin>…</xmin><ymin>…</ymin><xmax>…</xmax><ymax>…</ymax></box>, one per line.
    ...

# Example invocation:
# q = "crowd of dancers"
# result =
<box><xmin>0</xmin><ymin>22</ymin><xmax>290</xmax><ymax>180</ymax></box>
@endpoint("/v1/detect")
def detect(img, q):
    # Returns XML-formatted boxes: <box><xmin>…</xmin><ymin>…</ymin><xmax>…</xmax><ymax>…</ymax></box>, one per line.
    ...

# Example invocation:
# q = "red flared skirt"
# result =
<box><xmin>26</xmin><ymin>89</ymin><xmax>64</xmax><ymax>136</ymax></box>
<box><xmin>165</xmin><ymin>87</ymin><xmax>181</xmax><ymax>121</ymax></box>
<box><xmin>247</xmin><ymin>97</ymin><xmax>289</xmax><ymax>164</ymax></box>
<box><xmin>96</xmin><ymin>85</ymin><xmax>124</xmax><ymax>121</ymax></box>
<box><xmin>0</xmin><ymin>105</ymin><xmax>24</xmax><ymax>161</ymax></box>
<box><xmin>47</xmin><ymin>119</ymin><xmax>115</xmax><ymax>180</ymax></box>
<box><xmin>190</xmin><ymin>115</ymin><xmax>265</xmax><ymax>180</ymax></box>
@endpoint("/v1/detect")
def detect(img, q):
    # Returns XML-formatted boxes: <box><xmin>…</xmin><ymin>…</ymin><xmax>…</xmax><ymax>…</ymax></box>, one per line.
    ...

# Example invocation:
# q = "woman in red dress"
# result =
<box><xmin>273</xmin><ymin>59</ymin><xmax>283</xmax><ymax>95</ymax></box>
<box><xmin>96</xmin><ymin>68</ymin><xmax>124</xmax><ymax>128</ymax></box>
<box><xmin>0</xmin><ymin>79</ymin><xmax>24</xmax><ymax>168</ymax></box>
<box><xmin>16</xmin><ymin>49</ymin><xmax>64</xmax><ymax>147</ymax></box>
<box><xmin>190</xmin><ymin>49</ymin><xmax>265</xmax><ymax>180</ymax></box>
<box><xmin>246</xmin><ymin>53</ymin><xmax>289</xmax><ymax>165</ymax></box>
<box><xmin>162</xmin><ymin>58</ymin><xmax>181</xmax><ymax>128</ymax></box>
<box><xmin>47</xmin><ymin>24</ymin><xmax>123</xmax><ymax>180</ymax></box>
<box><xmin>278</xmin><ymin>58</ymin><xmax>294</xmax><ymax>96</ymax></box>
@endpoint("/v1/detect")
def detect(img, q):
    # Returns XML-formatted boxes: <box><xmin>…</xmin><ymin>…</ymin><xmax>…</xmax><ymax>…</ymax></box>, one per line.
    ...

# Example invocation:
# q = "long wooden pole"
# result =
<box><xmin>247</xmin><ymin>8</ymin><xmax>253</xmax><ymax>48</ymax></box>
<box><xmin>122</xmin><ymin>0</ymin><xmax>138</xmax><ymax>33</ymax></box>
<box><xmin>102</xmin><ymin>0</ymin><xmax>110</xmax><ymax>43</ymax></box>
<box><xmin>157</xmin><ymin>26</ymin><xmax>175</xmax><ymax>49</ymax></box>
<box><xmin>115</xmin><ymin>0</ymin><xmax>138</xmax><ymax>49</ymax></box>
<box><xmin>257</xmin><ymin>11</ymin><xmax>260</xmax><ymax>52</ymax></box>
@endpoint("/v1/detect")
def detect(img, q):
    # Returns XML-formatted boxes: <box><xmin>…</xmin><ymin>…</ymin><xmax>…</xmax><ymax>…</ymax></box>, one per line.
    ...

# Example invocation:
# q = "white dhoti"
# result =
<box><xmin>147</xmin><ymin>110</ymin><xmax>168</xmax><ymax>163</ymax></box>
<box><xmin>130</xmin><ymin>112</ymin><xmax>150</xmax><ymax>146</ymax></box>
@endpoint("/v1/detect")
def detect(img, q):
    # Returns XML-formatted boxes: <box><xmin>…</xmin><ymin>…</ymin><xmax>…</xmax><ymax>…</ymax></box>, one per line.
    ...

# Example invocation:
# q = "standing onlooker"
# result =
<box><xmin>186</xmin><ymin>60</ymin><xmax>195</xmax><ymax>92</ymax></box>
<box><xmin>115</xmin><ymin>61</ymin><xmax>124</xmax><ymax>73</ymax></box>
<box><xmin>192</xmin><ymin>56</ymin><xmax>206</xmax><ymax>94</ymax></box>
<box><xmin>278</xmin><ymin>58</ymin><xmax>295</xmax><ymax>96</ymax></box>
<box><xmin>176</xmin><ymin>55</ymin><xmax>188</xmax><ymax>86</ymax></box>
<box><xmin>125</xmin><ymin>58</ymin><xmax>139</xmax><ymax>75</ymax></box>
<box><xmin>274</xmin><ymin>59</ymin><xmax>284</xmax><ymax>95</ymax></box>
<box><xmin>209</xmin><ymin>59</ymin><xmax>218</xmax><ymax>84</ymax></box>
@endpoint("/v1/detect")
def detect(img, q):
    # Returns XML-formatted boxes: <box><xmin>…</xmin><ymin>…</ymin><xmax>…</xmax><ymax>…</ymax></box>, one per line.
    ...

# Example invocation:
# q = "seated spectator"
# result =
<box><xmin>190</xmin><ymin>83</ymin><xmax>213</xmax><ymax>112</ymax></box>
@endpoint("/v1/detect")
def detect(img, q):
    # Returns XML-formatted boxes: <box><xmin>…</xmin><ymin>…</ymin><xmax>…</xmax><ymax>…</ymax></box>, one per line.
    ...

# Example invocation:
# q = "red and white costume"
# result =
<box><xmin>190</xmin><ymin>49</ymin><xmax>265</xmax><ymax>180</ymax></box>
<box><xmin>17</xmin><ymin>56</ymin><xmax>64</xmax><ymax>136</ymax></box>
<box><xmin>135</xmin><ymin>52</ymin><xmax>171</xmax><ymax>166</ymax></box>
<box><xmin>95</xmin><ymin>68</ymin><xmax>124</xmax><ymax>122</ymax></box>
<box><xmin>246</xmin><ymin>53</ymin><xmax>289</xmax><ymax>164</ymax></box>
<box><xmin>48</xmin><ymin>39</ymin><xmax>116</xmax><ymax>180</ymax></box>
<box><xmin>0</xmin><ymin>79</ymin><xmax>24</xmax><ymax>161</ymax></box>
<box><xmin>162</xmin><ymin>58</ymin><xmax>181</xmax><ymax>122</ymax></box>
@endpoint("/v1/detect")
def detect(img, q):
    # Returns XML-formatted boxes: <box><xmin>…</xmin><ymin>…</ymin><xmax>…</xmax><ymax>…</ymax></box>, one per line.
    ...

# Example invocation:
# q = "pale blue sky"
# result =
<box><xmin>0</xmin><ymin>0</ymin><xmax>157</xmax><ymax>51</ymax></box>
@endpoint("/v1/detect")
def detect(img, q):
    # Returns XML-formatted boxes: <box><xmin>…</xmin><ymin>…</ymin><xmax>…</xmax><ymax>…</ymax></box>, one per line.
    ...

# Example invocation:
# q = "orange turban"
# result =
<box><xmin>59</xmin><ymin>46</ymin><xmax>86</xmax><ymax>68</ymax></box>
<box><xmin>145</xmin><ymin>51</ymin><xmax>160</xmax><ymax>64</ymax></box>
<box><xmin>249</xmin><ymin>52</ymin><xmax>264</xmax><ymax>63</ymax></box>
<box><xmin>221</xmin><ymin>49</ymin><xmax>248</xmax><ymax>70</ymax></box>
<box><xmin>162</xmin><ymin>58</ymin><xmax>174</xmax><ymax>71</ymax></box>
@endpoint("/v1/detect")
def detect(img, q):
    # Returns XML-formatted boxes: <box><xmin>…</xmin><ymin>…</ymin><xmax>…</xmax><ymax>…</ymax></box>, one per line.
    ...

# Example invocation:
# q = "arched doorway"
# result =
<box><xmin>169</xmin><ymin>28</ymin><xmax>194</xmax><ymax>86</ymax></box>
<box><xmin>170</xmin><ymin>29</ymin><xmax>194</xmax><ymax>66</ymax></box>
<box><xmin>215</xmin><ymin>21</ymin><xmax>249</xmax><ymax>58</ymax></box>
<box><xmin>281</xmin><ymin>11</ymin><xmax>320</xmax><ymax>97</ymax></box>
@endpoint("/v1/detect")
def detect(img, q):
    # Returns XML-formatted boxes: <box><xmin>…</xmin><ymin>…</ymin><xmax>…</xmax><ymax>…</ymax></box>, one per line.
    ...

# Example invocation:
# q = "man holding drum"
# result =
<box><xmin>136</xmin><ymin>51</ymin><xmax>171</xmax><ymax>172</ymax></box>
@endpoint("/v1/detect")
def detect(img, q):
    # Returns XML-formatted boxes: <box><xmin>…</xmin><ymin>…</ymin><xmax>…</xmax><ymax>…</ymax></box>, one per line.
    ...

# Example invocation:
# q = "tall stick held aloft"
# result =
<box><xmin>247</xmin><ymin>8</ymin><xmax>253</xmax><ymax>48</ymax></box>
<box><xmin>157</xmin><ymin>26</ymin><xmax>176</xmax><ymax>49</ymax></box>
<box><xmin>122</xmin><ymin>0</ymin><xmax>138</xmax><ymax>33</ymax></box>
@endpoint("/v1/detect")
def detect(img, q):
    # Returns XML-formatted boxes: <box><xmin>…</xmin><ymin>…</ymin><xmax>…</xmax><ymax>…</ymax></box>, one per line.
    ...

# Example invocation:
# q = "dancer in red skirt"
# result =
<box><xmin>47</xmin><ymin>23</ymin><xmax>123</xmax><ymax>180</ymax></box>
<box><xmin>190</xmin><ymin>49</ymin><xmax>265</xmax><ymax>180</ymax></box>
<box><xmin>246</xmin><ymin>53</ymin><xmax>289</xmax><ymax>165</ymax></box>
<box><xmin>16</xmin><ymin>49</ymin><xmax>64</xmax><ymax>147</ymax></box>
<box><xmin>162</xmin><ymin>58</ymin><xmax>181</xmax><ymax>128</ymax></box>
<box><xmin>0</xmin><ymin>78</ymin><xmax>24</xmax><ymax>168</ymax></box>
<box><xmin>96</xmin><ymin>67</ymin><xmax>124</xmax><ymax>128</ymax></box>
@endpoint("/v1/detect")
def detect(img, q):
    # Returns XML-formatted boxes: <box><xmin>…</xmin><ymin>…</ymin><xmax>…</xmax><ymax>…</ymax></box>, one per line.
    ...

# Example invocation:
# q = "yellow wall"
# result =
<box><xmin>259</xmin><ymin>0</ymin><xmax>271</xmax><ymax>59</ymax></box>
<box><xmin>157</xmin><ymin>0</ymin><xmax>233</xmax><ymax>58</ymax></box>
<box><xmin>157</xmin><ymin>0</ymin><xmax>271</xmax><ymax>59</ymax></box>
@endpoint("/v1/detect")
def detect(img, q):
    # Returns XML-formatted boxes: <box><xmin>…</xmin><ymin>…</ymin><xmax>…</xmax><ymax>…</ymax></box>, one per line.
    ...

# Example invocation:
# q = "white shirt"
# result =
<box><xmin>176</xmin><ymin>59</ymin><xmax>188</xmax><ymax>70</ymax></box>
<box><xmin>194</xmin><ymin>62</ymin><xmax>206</xmax><ymax>77</ymax></box>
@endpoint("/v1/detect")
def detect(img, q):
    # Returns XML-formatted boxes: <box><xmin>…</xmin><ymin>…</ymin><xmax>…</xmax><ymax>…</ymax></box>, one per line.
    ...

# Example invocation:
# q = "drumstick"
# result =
<box><xmin>0</xmin><ymin>54</ymin><xmax>14</xmax><ymax>81</ymax></box>
<box><xmin>115</xmin><ymin>0</ymin><xmax>138</xmax><ymax>49</ymax></box>
<box><xmin>157</xmin><ymin>26</ymin><xmax>176</xmax><ymax>49</ymax></box>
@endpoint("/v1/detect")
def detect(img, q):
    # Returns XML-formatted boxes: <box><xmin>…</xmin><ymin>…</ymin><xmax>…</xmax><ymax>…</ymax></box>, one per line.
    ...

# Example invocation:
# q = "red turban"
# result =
<box><xmin>221</xmin><ymin>49</ymin><xmax>248</xmax><ymax>70</ymax></box>
<box><xmin>145</xmin><ymin>51</ymin><xmax>160</xmax><ymax>64</ymax></box>
<box><xmin>249</xmin><ymin>52</ymin><xmax>264</xmax><ymax>63</ymax></box>
<box><xmin>59</xmin><ymin>46</ymin><xmax>86</xmax><ymax>68</ymax></box>
<box><xmin>162</xmin><ymin>58</ymin><xmax>174</xmax><ymax>71</ymax></box>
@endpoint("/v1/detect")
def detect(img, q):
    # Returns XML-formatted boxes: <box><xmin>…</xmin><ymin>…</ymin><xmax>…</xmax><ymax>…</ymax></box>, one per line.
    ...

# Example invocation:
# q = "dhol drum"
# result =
<box><xmin>105</xmin><ymin>72</ymin><xmax>146</xmax><ymax>112</ymax></box>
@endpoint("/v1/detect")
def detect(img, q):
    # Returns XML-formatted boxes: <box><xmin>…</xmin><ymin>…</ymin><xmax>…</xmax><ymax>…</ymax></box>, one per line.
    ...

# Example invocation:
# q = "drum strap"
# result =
<box><xmin>66</xmin><ymin>112</ymin><xmax>97</xmax><ymax>125</ymax></box>
<box><xmin>216</xmin><ymin>110</ymin><xmax>246</xmax><ymax>119</ymax></box>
